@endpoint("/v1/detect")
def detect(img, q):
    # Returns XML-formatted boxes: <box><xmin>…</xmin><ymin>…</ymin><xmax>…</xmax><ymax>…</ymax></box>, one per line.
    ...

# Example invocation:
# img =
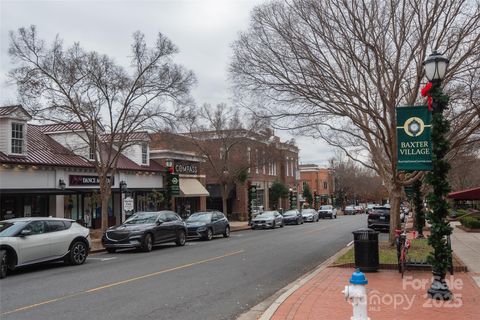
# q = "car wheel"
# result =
<box><xmin>296</xmin><ymin>219</ymin><xmax>299</xmax><ymax>225</ymax></box>
<box><xmin>223</xmin><ymin>226</ymin><xmax>230</xmax><ymax>238</ymax></box>
<box><xmin>204</xmin><ymin>228</ymin><xmax>213</xmax><ymax>241</ymax></box>
<box><xmin>106</xmin><ymin>248</ymin><xmax>116</xmax><ymax>254</ymax></box>
<box><xmin>251</xmin><ymin>226</ymin><xmax>256</xmax><ymax>230</ymax></box>
<box><xmin>176</xmin><ymin>230</ymin><xmax>186</xmax><ymax>246</ymax></box>
<box><xmin>68</xmin><ymin>240</ymin><xmax>88</xmax><ymax>265</ymax></box>
<box><xmin>280</xmin><ymin>221</ymin><xmax>284</xmax><ymax>228</ymax></box>
<box><xmin>141</xmin><ymin>233</ymin><xmax>153</xmax><ymax>252</ymax></box>
<box><xmin>272</xmin><ymin>221</ymin><xmax>276</xmax><ymax>229</ymax></box>
<box><xmin>0</xmin><ymin>250</ymin><xmax>8</xmax><ymax>279</ymax></box>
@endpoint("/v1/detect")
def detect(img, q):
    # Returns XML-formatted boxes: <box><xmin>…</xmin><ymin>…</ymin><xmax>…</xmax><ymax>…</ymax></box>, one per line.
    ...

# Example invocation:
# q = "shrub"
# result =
<box><xmin>459</xmin><ymin>215</ymin><xmax>480</xmax><ymax>229</ymax></box>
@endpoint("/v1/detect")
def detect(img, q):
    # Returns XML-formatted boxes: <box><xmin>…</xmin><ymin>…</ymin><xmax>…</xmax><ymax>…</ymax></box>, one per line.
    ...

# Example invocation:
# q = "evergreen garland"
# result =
<box><xmin>425</xmin><ymin>84</ymin><xmax>453</xmax><ymax>274</ymax></box>
<box><xmin>412</xmin><ymin>179</ymin><xmax>425</xmax><ymax>237</ymax></box>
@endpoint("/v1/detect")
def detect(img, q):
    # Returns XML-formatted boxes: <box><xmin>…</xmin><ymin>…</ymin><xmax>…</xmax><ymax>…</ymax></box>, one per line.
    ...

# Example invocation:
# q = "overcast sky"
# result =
<box><xmin>0</xmin><ymin>0</ymin><xmax>335</xmax><ymax>166</ymax></box>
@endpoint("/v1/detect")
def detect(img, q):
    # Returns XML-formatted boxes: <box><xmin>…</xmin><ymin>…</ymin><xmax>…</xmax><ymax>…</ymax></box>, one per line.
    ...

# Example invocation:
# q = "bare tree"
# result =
<box><xmin>181</xmin><ymin>103</ymin><xmax>277</xmax><ymax>215</ymax></box>
<box><xmin>231</xmin><ymin>0</ymin><xmax>480</xmax><ymax>242</ymax></box>
<box><xmin>9</xmin><ymin>26</ymin><xmax>196</xmax><ymax>231</ymax></box>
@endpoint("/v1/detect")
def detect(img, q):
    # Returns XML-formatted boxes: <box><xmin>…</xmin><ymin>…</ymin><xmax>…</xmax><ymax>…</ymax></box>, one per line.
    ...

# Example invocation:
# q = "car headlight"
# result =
<box><xmin>197</xmin><ymin>226</ymin><xmax>207</xmax><ymax>232</ymax></box>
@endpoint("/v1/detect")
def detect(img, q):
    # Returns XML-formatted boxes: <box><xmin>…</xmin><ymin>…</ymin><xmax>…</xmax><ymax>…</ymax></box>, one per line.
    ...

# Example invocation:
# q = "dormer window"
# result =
<box><xmin>142</xmin><ymin>144</ymin><xmax>148</xmax><ymax>165</ymax></box>
<box><xmin>89</xmin><ymin>145</ymin><xmax>95</xmax><ymax>160</ymax></box>
<box><xmin>11</xmin><ymin>122</ymin><xmax>25</xmax><ymax>154</ymax></box>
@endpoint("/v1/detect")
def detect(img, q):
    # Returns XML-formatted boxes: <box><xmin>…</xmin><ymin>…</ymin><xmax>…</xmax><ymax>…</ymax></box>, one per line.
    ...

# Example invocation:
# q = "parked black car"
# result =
<box><xmin>102</xmin><ymin>211</ymin><xmax>187</xmax><ymax>253</ymax></box>
<box><xmin>282</xmin><ymin>209</ymin><xmax>303</xmax><ymax>225</ymax></box>
<box><xmin>367</xmin><ymin>207</ymin><xmax>390</xmax><ymax>230</ymax></box>
<box><xmin>186</xmin><ymin>211</ymin><xmax>230</xmax><ymax>240</ymax></box>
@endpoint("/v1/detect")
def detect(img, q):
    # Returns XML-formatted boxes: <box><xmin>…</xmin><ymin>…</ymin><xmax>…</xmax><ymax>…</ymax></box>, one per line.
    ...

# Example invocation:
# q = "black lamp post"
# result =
<box><xmin>423</xmin><ymin>51</ymin><xmax>453</xmax><ymax>300</ymax></box>
<box><xmin>164</xmin><ymin>159</ymin><xmax>174</xmax><ymax>210</ymax></box>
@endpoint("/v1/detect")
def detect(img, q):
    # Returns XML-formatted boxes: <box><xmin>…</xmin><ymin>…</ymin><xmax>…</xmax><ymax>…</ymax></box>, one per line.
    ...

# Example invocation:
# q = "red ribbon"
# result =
<box><xmin>421</xmin><ymin>82</ymin><xmax>433</xmax><ymax>111</ymax></box>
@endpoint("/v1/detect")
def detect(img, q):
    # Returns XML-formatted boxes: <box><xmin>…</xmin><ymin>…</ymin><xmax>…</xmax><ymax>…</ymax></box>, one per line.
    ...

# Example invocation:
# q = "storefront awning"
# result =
<box><xmin>180</xmin><ymin>178</ymin><xmax>210</xmax><ymax>197</ymax></box>
<box><xmin>448</xmin><ymin>187</ymin><xmax>480</xmax><ymax>200</ymax></box>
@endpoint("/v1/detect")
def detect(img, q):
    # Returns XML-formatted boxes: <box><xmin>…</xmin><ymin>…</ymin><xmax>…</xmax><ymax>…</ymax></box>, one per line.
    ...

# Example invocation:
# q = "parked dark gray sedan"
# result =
<box><xmin>102</xmin><ymin>211</ymin><xmax>187</xmax><ymax>253</ymax></box>
<box><xmin>186</xmin><ymin>211</ymin><xmax>230</xmax><ymax>240</ymax></box>
<box><xmin>282</xmin><ymin>210</ymin><xmax>304</xmax><ymax>225</ymax></box>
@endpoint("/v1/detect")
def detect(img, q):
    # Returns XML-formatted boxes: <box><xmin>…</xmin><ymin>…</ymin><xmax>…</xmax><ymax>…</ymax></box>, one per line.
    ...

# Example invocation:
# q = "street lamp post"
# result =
<box><xmin>164</xmin><ymin>159</ymin><xmax>174</xmax><ymax>210</ymax></box>
<box><xmin>422</xmin><ymin>51</ymin><xmax>453</xmax><ymax>300</ymax></box>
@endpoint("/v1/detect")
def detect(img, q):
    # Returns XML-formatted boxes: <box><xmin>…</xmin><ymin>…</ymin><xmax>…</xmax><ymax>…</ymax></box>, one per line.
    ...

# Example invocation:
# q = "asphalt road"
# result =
<box><xmin>0</xmin><ymin>214</ymin><xmax>367</xmax><ymax>320</ymax></box>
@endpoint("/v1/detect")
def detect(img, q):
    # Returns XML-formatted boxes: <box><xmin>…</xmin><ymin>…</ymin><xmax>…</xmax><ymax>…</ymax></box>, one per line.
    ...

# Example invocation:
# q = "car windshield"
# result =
<box><xmin>187</xmin><ymin>213</ymin><xmax>212</xmax><ymax>223</ymax></box>
<box><xmin>124</xmin><ymin>212</ymin><xmax>159</xmax><ymax>224</ymax></box>
<box><xmin>320</xmin><ymin>206</ymin><xmax>332</xmax><ymax>210</ymax></box>
<box><xmin>0</xmin><ymin>221</ymin><xmax>28</xmax><ymax>237</ymax></box>
<box><xmin>257</xmin><ymin>212</ymin><xmax>275</xmax><ymax>218</ymax></box>
<box><xmin>283</xmin><ymin>210</ymin><xmax>297</xmax><ymax>216</ymax></box>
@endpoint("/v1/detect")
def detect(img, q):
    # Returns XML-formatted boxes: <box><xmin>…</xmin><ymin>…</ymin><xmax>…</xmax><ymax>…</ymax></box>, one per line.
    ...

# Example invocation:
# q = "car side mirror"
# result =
<box><xmin>19</xmin><ymin>229</ymin><xmax>32</xmax><ymax>237</ymax></box>
<box><xmin>156</xmin><ymin>220</ymin><xmax>164</xmax><ymax>225</ymax></box>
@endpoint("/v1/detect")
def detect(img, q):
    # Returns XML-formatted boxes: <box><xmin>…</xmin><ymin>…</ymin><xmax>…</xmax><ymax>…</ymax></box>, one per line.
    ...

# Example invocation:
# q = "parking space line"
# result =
<box><xmin>1</xmin><ymin>249</ymin><xmax>245</xmax><ymax>316</ymax></box>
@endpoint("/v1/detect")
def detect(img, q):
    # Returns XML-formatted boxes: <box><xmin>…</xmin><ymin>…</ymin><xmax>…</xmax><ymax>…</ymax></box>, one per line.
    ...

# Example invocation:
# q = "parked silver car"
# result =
<box><xmin>318</xmin><ymin>205</ymin><xmax>337</xmax><ymax>219</ymax></box>
<box><xmin>251</xmin><ymin>211</ymin><xmax>284</xmax><ymax>229</ymax></box>
<box><xmin>0</xmin><ymin>217</ymin><xmax>91</xmax><ymax>279</ymax></box>
<box><xmin>301</xmin><ymin>209</ymin><xmax>319</xmax><ymax>222</ymax></box>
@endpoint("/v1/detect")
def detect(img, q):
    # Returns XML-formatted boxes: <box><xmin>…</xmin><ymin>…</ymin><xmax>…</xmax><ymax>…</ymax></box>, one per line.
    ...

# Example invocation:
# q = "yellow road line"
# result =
<box><xmin>1</xmin><ymin>249</ymin><xmax>245</xmax><ymax>316</ymax></box>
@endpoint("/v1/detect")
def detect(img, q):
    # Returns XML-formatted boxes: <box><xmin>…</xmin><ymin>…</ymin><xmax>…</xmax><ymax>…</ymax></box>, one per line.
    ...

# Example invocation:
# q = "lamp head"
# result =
<box><xmin>423</xmin><ymin>51</ymin><xmax>449</xmax><ymax>82</ymax></box>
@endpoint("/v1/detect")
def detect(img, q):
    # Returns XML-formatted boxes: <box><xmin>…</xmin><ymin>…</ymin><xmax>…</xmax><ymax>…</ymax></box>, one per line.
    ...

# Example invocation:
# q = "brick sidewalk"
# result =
<box><xmin>271</xmin><ymin>267</ymin><xmax>480</xmax><ymax>320</ymax></box>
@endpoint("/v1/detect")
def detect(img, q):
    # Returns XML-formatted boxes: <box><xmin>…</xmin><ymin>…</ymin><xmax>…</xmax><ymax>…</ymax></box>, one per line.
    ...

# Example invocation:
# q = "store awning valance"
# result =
<box><xmin>448</xmin><ymin>187</ymin><xmax>480</xmax><ymax>200</ymax></box>
<box><xmin>179</xmin><ymin>178</ymin><xmax>209</xmax><ymax>197</ymax></box>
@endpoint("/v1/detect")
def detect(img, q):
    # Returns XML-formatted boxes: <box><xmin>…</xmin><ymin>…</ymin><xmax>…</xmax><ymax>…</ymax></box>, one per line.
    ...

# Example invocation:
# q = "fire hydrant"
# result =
<box><xmin>342</xmin><ymin>268</ymin><xmax>370</xmax><ymax>320</ymax></box>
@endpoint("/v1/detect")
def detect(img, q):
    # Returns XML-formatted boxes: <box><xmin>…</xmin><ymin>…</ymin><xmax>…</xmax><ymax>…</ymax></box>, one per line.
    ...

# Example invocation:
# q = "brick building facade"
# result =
<box><xmin>298</xmin><ymin>164</ymin><xmax>335</xmax><ymax>209</ymax></box>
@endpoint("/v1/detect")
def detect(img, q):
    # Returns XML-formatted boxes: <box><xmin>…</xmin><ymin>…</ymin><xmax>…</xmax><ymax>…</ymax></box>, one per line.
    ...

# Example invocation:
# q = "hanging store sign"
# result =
<box><xmin>396</xmin><ymin>105</ymin><xmax>432</xmax><ymax>171</ymax></box>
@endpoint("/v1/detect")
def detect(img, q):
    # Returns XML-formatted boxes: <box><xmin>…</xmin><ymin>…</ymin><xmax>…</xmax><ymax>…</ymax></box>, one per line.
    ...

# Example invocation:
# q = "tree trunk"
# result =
<box><xmin>389</xmin><ymin>183</ymin><xmax>403</xmax><ymax>245</ymax></box>
<box><xmin>100</xmin><ymin>181</ymin><xmax>112</xmax><ymax>232</ymax></box>
<box><xmin>221</xmin><ymin>183</ymin><xmax>228</xmax><ymax>217</ymax></box>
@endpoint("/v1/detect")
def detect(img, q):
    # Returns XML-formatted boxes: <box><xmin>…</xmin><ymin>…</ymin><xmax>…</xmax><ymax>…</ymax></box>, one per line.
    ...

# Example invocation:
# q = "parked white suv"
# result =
<box><xmin>0</xmin><ymin>217</ymin><xmax>91</xmax><ymax>279</ymax></box>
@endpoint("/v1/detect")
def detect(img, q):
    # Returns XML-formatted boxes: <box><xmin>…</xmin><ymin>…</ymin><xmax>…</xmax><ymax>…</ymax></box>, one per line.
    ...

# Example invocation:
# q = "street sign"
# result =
<box><xmin>396</xmin><ymin>105</ymin><xmax>432</xmax><ymax>171</ymax></box>
<box><xmin>123</xmin><ymin>197</ymin><xmax>134</xmax><ymax>211</ymax></box>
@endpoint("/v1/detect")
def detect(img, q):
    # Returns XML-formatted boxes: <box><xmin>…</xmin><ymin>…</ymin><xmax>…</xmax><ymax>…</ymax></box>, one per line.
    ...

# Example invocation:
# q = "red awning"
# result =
<box><xmin>448</xmin><ymin>187</ymin><xmax>480</xmax><ymax>200</ymax></box>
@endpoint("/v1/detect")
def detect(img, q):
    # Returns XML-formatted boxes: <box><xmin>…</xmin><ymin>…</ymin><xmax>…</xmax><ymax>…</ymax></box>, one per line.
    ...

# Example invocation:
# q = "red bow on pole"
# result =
<box><xmin>421</xmin><ymin>82</ymin><xmax>433</xmax><ymax>111</ymax></box>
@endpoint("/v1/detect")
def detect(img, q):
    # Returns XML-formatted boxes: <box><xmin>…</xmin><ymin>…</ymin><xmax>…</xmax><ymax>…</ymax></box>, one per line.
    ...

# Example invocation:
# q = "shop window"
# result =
<box><xmin>324</xmin><ymin>181</ymin><xmax>328</xmax><ymax>189</ymax></box>
<box><xmin>64</xmin><ymin>195</ymin><xmax>81</xmax><ymax>221</ymax></box>
<box><xmin>11</xmin><ymin>122</ymin><xmax>25</xmax><ymax>154</ymax></box>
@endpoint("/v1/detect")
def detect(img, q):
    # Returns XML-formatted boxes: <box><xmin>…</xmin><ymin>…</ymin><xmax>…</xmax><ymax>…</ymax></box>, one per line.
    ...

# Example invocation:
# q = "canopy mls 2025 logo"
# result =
<box><xmin>396</xmin><ymin>105</ymin><xmax>432</xmax><ymax>171</ymax></box>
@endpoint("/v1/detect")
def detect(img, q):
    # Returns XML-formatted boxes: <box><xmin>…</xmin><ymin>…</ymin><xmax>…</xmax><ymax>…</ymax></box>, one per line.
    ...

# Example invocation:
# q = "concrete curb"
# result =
<box><xmin>90</xmin><ymin>225</ymin><xmax>251</xmax><ymax>254</ymax></box>
<box><xmin>237</xmin><ymin>243</ymin><xmax>353</xmax><ymax>320</ymax></box>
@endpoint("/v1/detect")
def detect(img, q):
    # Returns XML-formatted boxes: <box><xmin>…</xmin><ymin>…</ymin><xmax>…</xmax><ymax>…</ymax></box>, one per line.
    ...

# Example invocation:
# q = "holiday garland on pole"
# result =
<box><xmin>422</xmin><ymin>81</ymin><xmax>453</xmax><ymax>300</ymax></box>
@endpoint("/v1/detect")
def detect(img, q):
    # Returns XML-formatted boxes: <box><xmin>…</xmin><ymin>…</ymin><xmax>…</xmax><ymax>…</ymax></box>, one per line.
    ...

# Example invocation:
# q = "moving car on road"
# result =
<box><xmin>282</xmin><ymin>209</ymin><xmax>304</xmax><ymax>225</ymax></box>
<box><xmin>367</xmin><ymin>206</ymin><xmax>390</xmax><ymax>230</ymax></box>
<box><xmin>102</xmin><ymin>211</ymin><xmax>186</xmax><ymax>253</ymax></box>
<box><xmin>186</xmin><ymin>211</ymin><xmax>230</xmax><ymax>240</ymax></box>
<box><xmin>251</xmin><ymin>211</ymin><xmax>284</xmax><ymax>229</ymax></box>
<box><xmin>301</xmin><ymin>208</ymin><xmax>319</xmax><ymax>222</ymax></box>
<box><xmin>318</xmin><ymin>205</ymin><xmax>337</xmax><ymax>219</ymax></box>
<box><xmin>0</xmin><ymin>217</ymin><xmax>90</xmax><ymax>279</ymax></box>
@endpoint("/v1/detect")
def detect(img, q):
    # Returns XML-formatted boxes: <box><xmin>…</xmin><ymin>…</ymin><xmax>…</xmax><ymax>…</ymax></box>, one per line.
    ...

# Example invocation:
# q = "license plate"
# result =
<box><xmin>380</xmin><ymin>216</ymin><xmax>386</xmax><ymax>220</ymax></box>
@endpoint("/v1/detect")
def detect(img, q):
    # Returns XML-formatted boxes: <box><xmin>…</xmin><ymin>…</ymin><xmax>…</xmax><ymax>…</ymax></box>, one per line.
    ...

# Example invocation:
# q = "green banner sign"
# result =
<box><xmin>396</xmin><ymin>105</ymin><xmax>432</xmax><ymax>171</ymax></box>
<box><xmin>169</xmin><ymin>173</ymin><xmax>180</xmax><ymax>196</ymax></box>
